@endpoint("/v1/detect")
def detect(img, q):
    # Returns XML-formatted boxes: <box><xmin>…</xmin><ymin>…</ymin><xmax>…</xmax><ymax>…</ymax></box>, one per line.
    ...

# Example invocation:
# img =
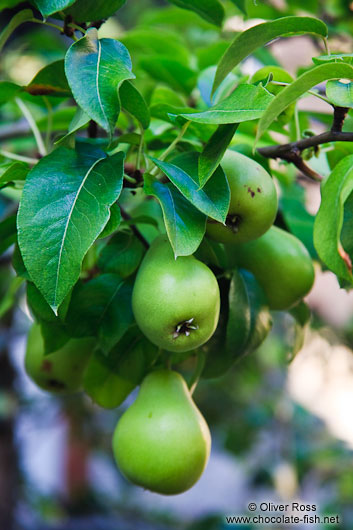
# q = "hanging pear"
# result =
<box><xmin>132</xmin><ymin>235</ymin><xmax>220</xmax><ymax>352</ymax></box>
<box><xmin>25</xmin><ymin>323</ymin><xmax>94</xmax><ymax>394</ymax></box>
<box><xmin>112</xmin><ymin>369</ymin><xmax>211</xmax><ymax>495</ymax></box>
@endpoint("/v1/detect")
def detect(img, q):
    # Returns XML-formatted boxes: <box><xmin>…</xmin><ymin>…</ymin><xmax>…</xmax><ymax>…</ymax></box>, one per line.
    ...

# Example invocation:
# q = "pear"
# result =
<box><xmin>132</xmin><ymin>235</ymin><xmax>220</xmax><ymax>352</ymax></box>
<box><xmin>227</xmin><ymin>226</ymin><xmax>315</xmax><ymax>310</ymax></box>
<box><xmin>206</xmin><ymin>150</ymin><xmax>278</xmax><ymax>244</ymax></box>
<box><xmin>112</xmin><ymin>369</ymin><xmax>211</xmax><ymax>495</ymax></box>
<box><xmin>25</xmin><ymin>323</ymin><xmax>94</xmax><ymax>394</ymax></box>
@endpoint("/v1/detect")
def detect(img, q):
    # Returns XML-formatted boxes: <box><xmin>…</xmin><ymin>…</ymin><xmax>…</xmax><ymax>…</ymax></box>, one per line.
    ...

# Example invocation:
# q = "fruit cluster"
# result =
<box><xmin>25</xmin><ymin>150</ymin><xmax>315</xmax><ymax>495</ymax></box>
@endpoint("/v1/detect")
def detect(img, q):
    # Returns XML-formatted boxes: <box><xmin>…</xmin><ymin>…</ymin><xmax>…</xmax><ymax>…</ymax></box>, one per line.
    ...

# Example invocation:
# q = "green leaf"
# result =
<box><xmin>0</xmin><ymin>214</ymin><xmax>16</xmax><ymax>255</ymax></box>
<box><xmin>55</xmin><ymin>107</ymin><xmax>90</xmax><ymax>146</ymax></box>
<box><xmin>83</xmin><ymin>329</ymin><xmax>158</xmax><ymax>408</ymax></box>
<box><xmin>240</xmin><ymin>270</ymin><xmax>272</xmax><ymax>358</ymax></box>
<box><xmin>25</xmin><ymin>60</ymin><xmax>71</xmax><ymax>98</ymax></box>
<box><xmin>213</xmin><ymin>16</ymin><xmax>328</xmax><ymax>93</ymax></box>
<box><xmin>64</xmin><ymin>0</ymin><xmax>126</xmax><ymax>21</ymax></box>
<box><xmin>143</xmin><ymin>174</ymin><xmax>206</xmax><ymax>257</ymax></box>
<box><xmin>0</xmin><ymin>161</ymin><xmax>29</xmax><ymax>188</ymax></box>
<box><xmin>314</xmin><ymin>154</ymin><xmax>353</xmax><ymax>284</ymax></box>
<box><xmin>150</xmin><ymin>152</ymin><xmax>230</xmax><ymax>223</ymax></box>
<box><xmin>65</xmin><ymin>274</ymin><xmax>134</xmax><ymax>353</ymax></box>
<box><xmin>326</xmin><ymin>79</ymin><xmax>353</xmax><ymax>108</ymax></box>
<box><xmin>98</xmin><ymin>202</ymin><xmax>121</xmax><ymax>239</ymax></box>
<box><xmin>203</xmin><ymin>270</ymin><xmax>251</xmax><ymax>378</ymax></box>
<box><xmin>119</xmin><ymin>80</ymin><xmax>150</xmax><ymax>129</ymax></box>
<box><xmin>288</xmin><ymin>301</ymin><xmax>311</xmax><ymax>362</ymax></box>
<box><xmin>98</xmin><ymin>231</ymin><xmax>145</xmax><ymax>278</ymax></box>
<box><xmin>199</xmin><ymin>123</ymin><xmax>238</xmax><ymax>187</ymax></box>
<box><xmin>120</xmin><ymin>29</ymin><xmax>189</xmax><ymax>66</ymax></box>
<box><xmin>230</xmin><ymin>0</ymin><xmax>247</xmax><ymax>14</ymax></box>
<box><xmin>65</xmin><ymin>28</ymin><xmax>135</xmax><ymax>136</ymax></box>
<box><xmin>27</xmin><ymin>282</ymin><xmax>70</xmax><ymax>324</ymax></box>
<box><xmin>139</xmin><ymin>56</ymin><xmax>196</xmax><ymax>96</ymax></box>
<box><xmin>167</xmin><ymin>0</ymin><xmax>224</xmax><ymax>27</ymax></box>
<box><xmin>0</xmin><ymin>9</ymin><xmax>33</xmax><ymax>54</ymax></box>
<box><xmin>178</xmin><ymin>84</ymin><xmax>274</xmax><ymax>124</ymax></box>
<box><xmin>256</xmin><ymin>63</ymin><xmax>353</xmax><ymax>144</ymax></box>
<box><xmin>313</xmin><ymin>54</ymin><xmax>353</xmax><ymax>66</ymax></box>
<box><xmin>32</xmin><ymin>0</ymin><xmax>75</xmax><ymax>17</ymax></box>
<box><xmin>0</xmin><ymin>82</ymin><xmax>21</xmax><ymax>107</ymax></box>
<box><xmin>17</xmin><ymin>145</ymin><xmax>125</xmax><ymax>312</ymax></box>
<box><xmin>280</xmin><ymin>182</ymin><xmax>316</xmax><ymax>258</ymax></box>
<box><xmin>40</xmin><ymin>321</ymin><xmax>70</xmax><ymax>355</ymax></box>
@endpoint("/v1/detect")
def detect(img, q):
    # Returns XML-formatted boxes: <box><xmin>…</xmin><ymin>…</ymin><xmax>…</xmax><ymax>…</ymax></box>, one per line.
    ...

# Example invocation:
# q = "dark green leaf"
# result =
<box><xmin>280</xmin><ymin>182</ymin><xmax>316</xmax><ymax>258</ymax></box>
<box><xmin>167</xmin><ymin>0</ymin><xmax>224</xmax><ymax>27</ymax></box>
<box><xmin>199</xmin><ymin>123</ymin><xmax>238</xmax><ymax>187</ymax></box>
<box><xmin>65</xmin><ymin>28</ymin><xmax>135</xmax><ymax>136</ymax></box>
<box><xmin>65</xmin><ymin>0</ymin><xmax>126</xmax><ymax>21</ymax></box>
<box><xmin>287</xmin><ymin>301</ymin><xmax>311</xmax><ymax>362</ymax></box>
<box><xmin>0</xmin><ymin>214</ymin><xmax>16</xmax><ymax>255</ymax></box>
<box><xmin>179</xmin><ymin>84</ymin><xmax>274</xmax><ymax>124</ymax></box>
<box><xmin>203</xmin><ymin>270</ymin><xmax>251</xmax><ymax>378</ymax></box>
<box><xmin>25</xmin><ymin>60</ymin><xmax>71</xmax><ymax>98</ymax></box>
<box><xmin>0</xmin><ymin>9</ymin><xmax>33</xmax><ymax>53</ymax></box>
<box><xmin>32</xmin><ymin>0</ymin><xmax>75</xmax><ymax>17</ymax></box>
<box><xmin>98</xmin><ymin>231</ymin><xmax>145</xmax><ymax>278</ymax></box>
<box><xmin>143</xmin><ymin>174</ymin><xmax>206</xmax><ymax>256</ymax></box>
<box><xmin>83</xmin><ymin>329</ymin><xmax>158</xmax><ymax>408</ymax></box>
<box><xmin>65</xmin><ymin>274</ymin><xmax>134</xmax><ymax>353</ymax></box>
<box><xmin>256</xmin><ymin>63</ymin><xmax>353</xmax><ymax>143</ymax></box>
<box><xmin>98</xmin><ymin>203</ymin><xmax>121</xmax><ymax>239</ymax></box>
<box><xmin>213</xmin><ymin>16</ymin><xmax>328</xmax><ymax>92</ymax></box>
<box><xmin>40</xmin><ymin>321</ymin><xmax>70</xmax><ymax>355</ymax></box>
<box><xmin>240</xmin><ymin>270</ymin><xmax>272</xmax><ymax>357</ymax></box>
<box><xmin>55</xmin><ymin>107</ymin><xmax>90</xmax><ymax>147</ymax></box>
<box><xmin>139</xmin><ymin>56</ymin><xmax>196</xmax><ymax>95</ymax></box>
<box><xmin>0</xmin><ymin>161</ymin><xmax>29</xmax><ymax>188</ymax></box>
<box><xmin>314</xmin><ymin>154</ymin><xmax>353</xmax><ymax>284</ymax></box>
<box><xmin>0</xmin><ymin>82</ymin><xmax>21</xmax><ymax>107</ymax></box>
<box><xmin>150</xmin><ymin>151</ymin><xmax>230</xmax><ymax>223</ymax></box>
<box><xmin>119</xmin><ymin>80</ymin><xmax>150</xmax><ymax>129</ymax></box>
<box><xmin>17</xmin><ymin>145</ymin><xmax>125</xmax><ymax>312</ymax></box>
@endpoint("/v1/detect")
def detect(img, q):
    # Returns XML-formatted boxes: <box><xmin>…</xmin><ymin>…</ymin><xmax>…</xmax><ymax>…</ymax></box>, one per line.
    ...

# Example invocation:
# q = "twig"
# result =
<box><xmin>258</xmin><ymin>106</ymin><xmax>353</xmax><ymax>182</ymax></box>
<box><xmin>120</xmin><ymin>206</ymin><xmax>149</xmax><ymax>249</ymax></box>
<box><xmin>258</xmin><ymin>131</ymin><xmax>353</xmax><ymax>159</ymax></box>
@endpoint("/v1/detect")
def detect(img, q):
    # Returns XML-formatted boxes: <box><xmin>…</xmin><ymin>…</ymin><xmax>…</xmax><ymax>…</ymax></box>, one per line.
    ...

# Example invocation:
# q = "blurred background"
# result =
<box><xmin>2</xmin><ymin>0</ymin><xmax>353</xmax><ymax>528</ymax></box>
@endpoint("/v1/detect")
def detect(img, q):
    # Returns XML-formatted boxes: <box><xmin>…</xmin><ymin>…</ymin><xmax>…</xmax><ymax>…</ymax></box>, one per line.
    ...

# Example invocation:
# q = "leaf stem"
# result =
<box><xmin>15</xmin><ymin>98</ymin><xmax>46</xmax><ymax>156</ymax></box>
<box><xmin>30</xmin><ymin>18</ymin><xmax>63</xmax><ymax>33</ymax></box>
<box><xmin>149</xmin><ymin>120</ymin><xmax>190</xmax><ymax>176</ymax></box>
<box><xmin>68</xmin><ymin>23</ymin><xmax>86</xmax><ymax>34</ymax></box>
<box><xmin>270</xmin><ymin>81</ymin><xmax>331</xmax><ymax>104</ymax></box>
<box><xmin>0</xmin><ymin>150</ymin><xmax>38</xmax><ymax>164</ymax></box>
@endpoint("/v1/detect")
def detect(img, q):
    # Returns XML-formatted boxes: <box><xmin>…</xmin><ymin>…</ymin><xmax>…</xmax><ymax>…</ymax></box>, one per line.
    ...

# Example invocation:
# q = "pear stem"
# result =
<box><xmin>189</xmin><ymin>351</ymin><xmax>206</xmax><ymax>395</ymax></box>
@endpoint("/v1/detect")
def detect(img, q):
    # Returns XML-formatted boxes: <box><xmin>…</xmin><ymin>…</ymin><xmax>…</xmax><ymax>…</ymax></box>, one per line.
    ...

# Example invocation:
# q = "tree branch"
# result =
<box><xmin>257</xmin><ymin>106</ymin><xmax>353</xmax><ymax>181</ymax></box>
<box><xmin>120</xmin><ymin>207</ymin><xmax>149</xmax><ymax>249</ymax></box>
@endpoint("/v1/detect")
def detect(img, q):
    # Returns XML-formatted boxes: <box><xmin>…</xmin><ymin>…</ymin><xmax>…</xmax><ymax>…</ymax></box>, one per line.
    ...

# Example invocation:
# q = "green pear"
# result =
<box><xmin>227</xmin><ymin>226</ymin><xmax>315</xmax><ymax>310</ymax></box>
<box><xmin>112</xmin><ymin>369</ymin><xmax>211</xmax><ymax>495</ymax></box>
<box><xmin>25</xmin><ymin>324</ymin><xmax>94</xmax><ymax>394</ymax></box>
<box><xmin>132</xmin><ymin>235</ymin><xmax>220</xmax><ymax>352</ymax></box>
<box><xmin>206</xmin><ymin>150</ymin><xmax>278</xmax><ymax>244</ymax></box>
<box><xmin>250</xmin><ymin>66</ymin><xmax>295</xmax><ymax>124</ymax></box>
